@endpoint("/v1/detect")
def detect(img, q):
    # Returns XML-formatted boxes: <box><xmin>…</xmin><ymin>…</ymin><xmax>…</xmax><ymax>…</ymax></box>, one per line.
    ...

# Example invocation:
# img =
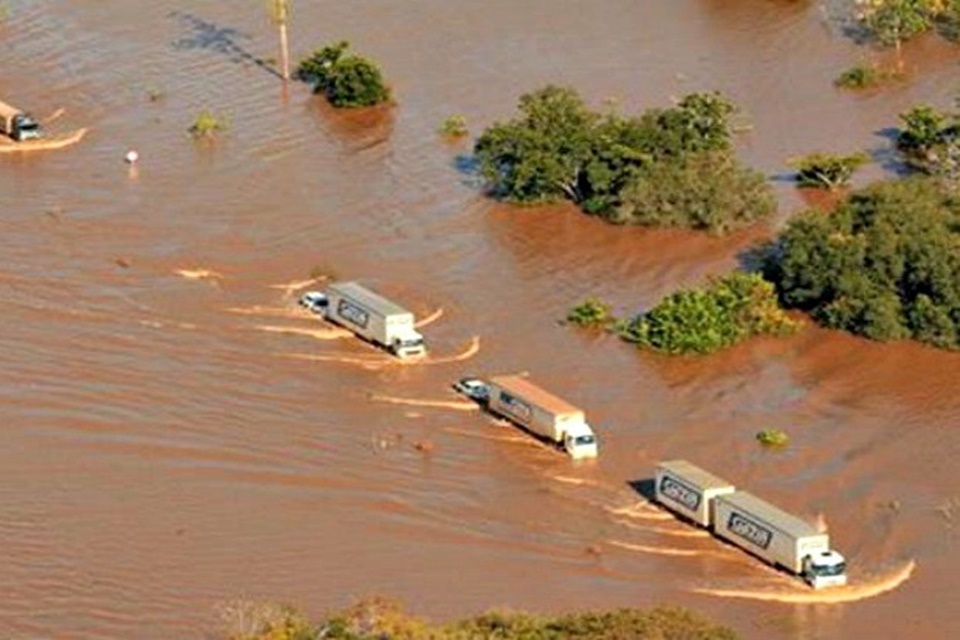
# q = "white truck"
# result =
<box><xmin>485</xmin><ymin>375</ymin><xmax>598</xmax><ymax>459</ymax></box>
<box><xmin>654</xmin><ymin>460</ymin><xmax>847</xmax><ymax>589</ymax></box>
<box><xmin>324</xmin><ymin>281</ymin><xmax>427</xmax><ymax>359</ymax></box>
<box><xmin>0</xmin><ymin>100</ymin><xmax>43</xmax><ymax>141</ymax></box>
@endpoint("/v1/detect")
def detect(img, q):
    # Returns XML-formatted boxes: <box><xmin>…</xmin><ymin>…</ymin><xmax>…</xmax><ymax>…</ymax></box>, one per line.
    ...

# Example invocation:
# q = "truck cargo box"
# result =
<box><xmin>713</xmin><ymin>491</ymin><xmax>830</xmax><ymax>574</ymax></box>
<box><xmin>655</xmin><ymin>460</ymin><xmax>736</xmax><ymax>527</ymax></box>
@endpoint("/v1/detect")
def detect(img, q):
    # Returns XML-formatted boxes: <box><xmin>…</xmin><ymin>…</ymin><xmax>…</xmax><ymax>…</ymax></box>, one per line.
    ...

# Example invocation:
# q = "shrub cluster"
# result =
<box><xmin>788</xmin><ymin>152</ymin><xmax>869</xmax><ymax>190</ymax></box>
<box><xmin>756</xmin><ymin>429</ymin><xmax>790</xmax><ymax>448</ymax></box>
<box><xmin>854</xmin><ymin>0</ymin><xmax>960</xmax><ymax>48</ymax></box>
<box><xmin>896</xmin><ymin>104</ymin><xmax>960</xmax><ymax>175</ymax></box>
<box><xmin>618</xmin><ymin>273</ymin><xmax>799</xmax><ymax>355</ymax></box>
<box><xmin>473</xmin><ymin>86</ymin><xmax>775</xmax><ymax>234</ymax></box>
<box><xmin>567</xmin><ymin>298</ymin><xmax>616</xmax><ymax>329</ymax></box>
<box><xmin>296</xmin><ymin>41</ymin><xmax>390</xmax><ymax>108</ymax></box>
<box><xmin>219</xmin><ymin>597</ymin><xmax>738</xmax><ymax>640</ymax></box>
<box><xmin>762</xmin><ymin>178</ymin><xmax>960</xmax><ymax>349</ymax></box>
<box><xmin>834</xmin><ymin>64</ymin><xmax>902</xmax><ymax>90</ymax></box>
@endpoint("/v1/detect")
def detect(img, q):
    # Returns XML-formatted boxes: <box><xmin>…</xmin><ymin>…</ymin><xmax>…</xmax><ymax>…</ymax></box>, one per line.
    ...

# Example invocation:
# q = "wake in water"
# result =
<box><xmin>256</xmin><ymin>324</ymin><xmax>352</xmax><ymax>340</ymax></box>
<box><xmin>611</xmin><ymin>518</ymin><xmax>711</xmax><ymax>538</ymax></box>
<box><xmin>175</xmin><ymin>268</ymin><xmax>224</xmax><ymax>282</ymax></box>
<box><xmin>268</xmin><ymin>277</ymin><xmax>326</xmax><ymax>299</ymax></box>
<box><xmin>442</xmin><ymin>426</ymin><xmax>534</xmax><ymax>445</ymax></box>
<box><xmin>369</xmin><ymin>394</ymin><xmax>479</xmax><ymax>411</ymax></box>
<box><xmin>604</xmin><ymin>503</ymin><xmax>674</xmax><ymax>522</ymax></box>
<box><xmin>416</xmin><ymin>308</ymin><xmax>444</xmax><ymax>328</ymax></box>
<box><xmin>225</xmin><ymin>305</ymin><xmax>310</xmax><ymax>319</ymax></box>
<box><xmin>607</xmin><ymin>539</ymin><xmax>729</xmax><ymax>559</ymax></box>
<box><xmin>280</xmin><ymin>336</ymin><xmax>480</xmax><ymax>370</ymax></box>
<box><xmin>421</xmin><ymin>336</ymin><xmax>480</xmax><ymax>364</ymax></box>
<box><xmin>692</xmin><ymin>560</ymin><xmax>916</xmax><ymax>604</ymax></box>
<box><xmin>283</xmin><ymin>351</ymin><xmax>395</xmax><ymax>370</ymax></box>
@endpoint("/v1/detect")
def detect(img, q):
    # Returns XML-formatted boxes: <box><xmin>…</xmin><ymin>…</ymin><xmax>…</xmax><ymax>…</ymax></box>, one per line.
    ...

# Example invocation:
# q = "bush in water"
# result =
<box><xmin>762</xmin><ymin>178</ymin><xmax>960</xmax><ymax>349</ymax></box>
<box><xmin>473</xmin><ymin>86</ymin><xmax>773</xmax><ymax>234</ymax></box>
<box><xmin>297</xmin><ymin>41</ymin><xmax>390</xmax><ymax>108</ymax></box>
<box><xmin>619</xmin><ymin>272</ymin><xmax>799</xmax><ymax>355</ymax></box>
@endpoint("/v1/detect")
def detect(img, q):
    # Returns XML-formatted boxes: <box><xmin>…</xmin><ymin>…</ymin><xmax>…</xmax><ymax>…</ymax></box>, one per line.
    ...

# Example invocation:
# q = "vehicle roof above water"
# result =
<box><xmin>488</xmin><ymin>375</ymin><xmax>584</xmax><ymax>417</ymax></box>
<box><xmin>327</xmin><ymin>281</ymin><xmax>413</xmax><ymax>317</ymax></box>
<box><xmin>716</xmin><ymin>490</ymin><xmax>825</xmax><ymax>538</ymax></box>
<box><xmin>657</xmin><ymin>460</ymin><xmax>735</xmax><ymax>492</ymax></box>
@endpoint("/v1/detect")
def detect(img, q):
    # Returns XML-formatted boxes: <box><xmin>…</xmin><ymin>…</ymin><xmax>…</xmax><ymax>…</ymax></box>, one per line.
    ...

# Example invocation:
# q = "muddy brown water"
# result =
<box><xmin>1</xmin><ymin>1</ymin><xmax>958</xmax><ymax>638</ymax></box>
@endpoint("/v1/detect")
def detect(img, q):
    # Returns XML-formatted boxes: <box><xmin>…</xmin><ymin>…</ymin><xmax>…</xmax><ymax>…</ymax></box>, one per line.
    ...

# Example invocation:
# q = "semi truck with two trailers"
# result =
<box><xmin>455</xmin><ymin>374</ymin><xmax>599</xmax><ymax>459</ymax></box>
<box><xmin>321</xmin><ymin>281</ymin><xmax>427</xmax><ymax>359</ymax></box>
<box><xmin>654</xmin><ymin>460</ymin><xmax>847</xmax><ymax>589</ymax></box>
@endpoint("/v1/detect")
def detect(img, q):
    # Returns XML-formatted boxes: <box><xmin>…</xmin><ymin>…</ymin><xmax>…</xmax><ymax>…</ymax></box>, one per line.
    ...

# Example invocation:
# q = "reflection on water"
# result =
<box><xmin>1</xmin><ymin>2</ymin><xmax>958</xmax><ymax>640</ymax></box>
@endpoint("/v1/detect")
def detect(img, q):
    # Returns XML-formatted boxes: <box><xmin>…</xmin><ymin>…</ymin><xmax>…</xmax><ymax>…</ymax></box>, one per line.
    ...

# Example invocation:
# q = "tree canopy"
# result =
<box><xmin>474</xmin><ymin>86</ymin><xmax>774</xmax><ymax>234</ymax></box>
<box><xmin>762</xmin><ymin>178</ymin><xmax>960</xmax><ymax>349</ymax></box>
<box><xmin>296</xmin><ymin>41</ymin><xmax>390</xmax><ymax>108</ymax></box>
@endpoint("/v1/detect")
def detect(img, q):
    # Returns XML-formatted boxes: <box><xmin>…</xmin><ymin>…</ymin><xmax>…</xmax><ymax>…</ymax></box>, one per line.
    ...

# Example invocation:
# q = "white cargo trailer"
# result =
<box><xmin>653</xmin><ymin>460</ymin><xmax>848</xmax><ymax>589</ymax></box>
<box><xmin>486</xmin><ymin>375</ymin><xmax>598</xmax><ymax>459</ymax></box>
<box><xmin>712</xmin><ymin>491</ymin><xmax>847</xmax><ymax>589</ymax></box>
<box><xmin>654</xmin><ymin>460</ymin><xmax>736</xmax><ymax>528</ymax></box>
<box><xmin>324</xmin><ymin>282</ymin><xmax>427</xmax><ymax>358</ymax></box>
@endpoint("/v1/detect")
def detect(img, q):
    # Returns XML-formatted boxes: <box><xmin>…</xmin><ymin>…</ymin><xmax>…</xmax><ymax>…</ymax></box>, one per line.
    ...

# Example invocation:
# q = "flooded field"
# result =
<box><xmin>1</xmin><ymin>1</ymin><xmax>958</xmax><ymax>638</ymax></box>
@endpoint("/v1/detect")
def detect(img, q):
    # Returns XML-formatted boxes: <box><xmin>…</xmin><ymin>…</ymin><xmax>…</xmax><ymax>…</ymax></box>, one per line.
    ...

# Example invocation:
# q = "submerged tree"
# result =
<box><xmin>762</xmin><ymin>178</ymin><xmax>960</xmax><ymax>349</ymax></box>
<box><xmin>473</xmin><ymin>86</ymin><xmax>773</xmax><ymax>234</ymax></box>
<box><xmin>297</xmin><ymin>41</ymin><xmax>391</xmax><ymax>108</ymax></box>
<box><xmin>788</xmin><ymin>152</ymin><xmax>870</xmax><ymax>190</ymax></box>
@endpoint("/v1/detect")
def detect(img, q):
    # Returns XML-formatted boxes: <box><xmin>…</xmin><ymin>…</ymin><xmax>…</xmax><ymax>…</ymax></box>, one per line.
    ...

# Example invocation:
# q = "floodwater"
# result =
<box><xmin>1</xmin><ymin>1</ymin><xmax>958</xmax><ymax>638</ymax></box>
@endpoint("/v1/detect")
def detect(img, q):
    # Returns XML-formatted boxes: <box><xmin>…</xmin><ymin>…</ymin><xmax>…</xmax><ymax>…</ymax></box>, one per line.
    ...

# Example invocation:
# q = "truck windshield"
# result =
<box><xmin>400</xmin><ymin>337</ymin><xmax>424</xmax><ymax>347</ymax></box>
<box><xmin>810</xmin><ymin>562</ymin><xmax>846</xmax><ymax>577</ymax></box>
<box><xmin>574</xmin><ymin>435</ymin><xmax>596</xmax><ymax>446</ymax></box>
<box><xmin>19</xmin><ymin>122</ymin><xmax>39</xmax><ymax>131</ymax></box>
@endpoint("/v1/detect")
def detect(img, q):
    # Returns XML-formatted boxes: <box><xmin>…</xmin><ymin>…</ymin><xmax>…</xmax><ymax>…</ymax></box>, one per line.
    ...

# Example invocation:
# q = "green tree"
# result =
<box><xmin>763</xmin><ymin>177</ymin><xmax>960</xmax><ymax>349</ymax></box>
<box><xmin>473</xmin><ymin>86</ymin><xmax>772</xmax><ymax>233</ymax></box>
<box><xmin>296</xmin><ymin>42</ymin><xmax>391</xmax><ymax>108</ymax></box>
<box><xmin>788</xmin><ymin>152</ymin><xmax>870</xmax><ymax>189</ymax></box>
<box><xmin>855</xmin><ymin>0</ymin><xmax>936</xmax><ymax>59</ymax></box>
<box><xmin>619</xmin><ymin>272</ymin><xmax>798</xmax><ymax>355</ymax></box>
<box><xmin>611</xmin><ymin>151</ymin><xmax>775</xmax><ymax>234</ymax></box>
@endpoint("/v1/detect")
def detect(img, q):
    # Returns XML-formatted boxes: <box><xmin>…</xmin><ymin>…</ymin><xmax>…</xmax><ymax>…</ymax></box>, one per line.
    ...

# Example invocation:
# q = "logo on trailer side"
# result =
<box><xmin>727</xmin><ymin>512</ymin><xmax>773</xmax><ymax>549</ymax></box>
<box><xmin>659</xmin><ymin>475</ymin><xmax>702</xmax><ymax>511</ymax></box>
<box><xmin>337</xmin><ymin>299</ymin><xmax>370</xmax><ymax>329</ymax></box>
<box><xmin>498</xmin><ymin>391</ymin><xmax>532</xmax><ymax>424</ymax></box>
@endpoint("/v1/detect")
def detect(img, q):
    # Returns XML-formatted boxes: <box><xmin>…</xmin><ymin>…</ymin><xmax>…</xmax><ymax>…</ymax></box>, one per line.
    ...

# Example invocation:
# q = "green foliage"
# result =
<box><xmin>473</xmin><ymin>86</ymin><xmax>773</xmax><ymax>234</ymax></box>
<box><xmin>449</xmin><ymin>606</ymin><xmax>738</xmax><ymax>639</ymax></box>
<box><xmin>215</xmin><ymin>598</ymin><xmax>739</xmax><ymax>640</ymax></box>
<box><xmin>440</xmin><ymin>115</ymin><xmax>469</xmax><ymax>137</ymax></box>
<box><xmin>834</xmin><ymin>64</ymin><xmax>902</xmax><ymax>89</ymax></box>
<box><xmin>855</xmin><ymin>0</ymin><xmax>936</xmax><ymax>48</ymax></box>
<box><xmin>189</xmin><ymin>109</ymin><xmax>228</xmax><ymax>139</ymax></box>
<box><xmin>762</xmin><ymin>178</ymin><xmax>960</xmax><ymax>349</ymax></box>
<box><xmin>896</xmin><ymin>104</ymin><xmax>960</xmax><ymax>174</ymax></box>
<box><xmin>296</xmin><ymin>41</ymin><xmax>390</xmax><ymax>108</ymax></box>
<box><xmin>610</xmin><ymin>151</ymin><xmax>776</xmax><ymax>233</ymax></box>
<box><xmin>788</xmin><ymin>152</ymin><xmax>870</xmax><ymax>190</ymax></box>
<box><xmin>217</xmin><ymin>600</ymin><xmax>316</xmax><ymax>640</ymax></box>
<box><xmin>567</xmin><ymin>298</ymin><xmax>616</xmax><ymax>328</ymax></box>
<box><xmin>619</xmin><ymin>272</ymin><xmax>799</xmax><ymax>355</ymax></box>
<box><xmin>756</xmin><ymin>429</ymin><xmax>790</xmax><ymax>447</ymax></box>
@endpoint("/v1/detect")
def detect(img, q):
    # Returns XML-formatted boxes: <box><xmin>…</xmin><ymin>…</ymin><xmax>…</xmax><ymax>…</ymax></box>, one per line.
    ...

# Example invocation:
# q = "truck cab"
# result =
<box><xmin>12</xmin><ymin>113</ymin><xmax>42</xmax><ymax>141</ymax></box>
<box><xmin>391</xmin><ymin>329</ymin><xmax>426</xmax><ymax>359</ymax></box>
<box><xmin>562</xmin><ymin>422</ymin><xmax>598</xmax><ymax>459</ymax></box>
<box><xmin>803</xmin><ymin>550</ymin><xmax>847</xmax><ymax>589</ymax></box>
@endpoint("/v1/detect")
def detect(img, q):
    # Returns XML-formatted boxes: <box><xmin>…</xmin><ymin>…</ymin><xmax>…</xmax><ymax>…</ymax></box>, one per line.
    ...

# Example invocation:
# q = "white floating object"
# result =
<box><xmin>124</xmin><ymin>149</ymin><xmax>139</xmax><ymax>164</ymax></box>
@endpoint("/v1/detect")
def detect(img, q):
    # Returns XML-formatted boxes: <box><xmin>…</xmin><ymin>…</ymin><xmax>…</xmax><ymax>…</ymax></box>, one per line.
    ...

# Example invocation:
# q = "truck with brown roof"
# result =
<box><xmin>483</xmin><ymin>375</ymin><xmax>598</xmax><ymax>459</ymax></box>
